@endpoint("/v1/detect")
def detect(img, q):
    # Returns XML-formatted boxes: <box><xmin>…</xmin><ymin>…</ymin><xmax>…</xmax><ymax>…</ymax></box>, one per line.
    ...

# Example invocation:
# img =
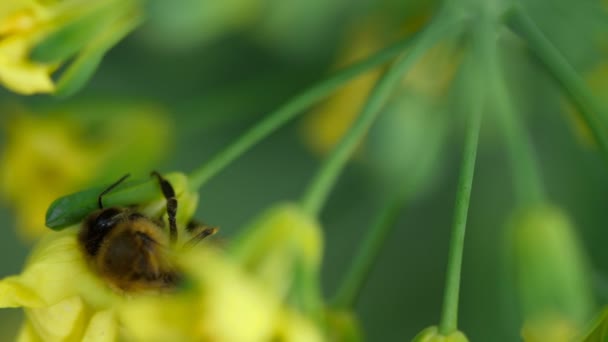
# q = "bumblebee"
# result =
<box><xmin>78</xmin><ymin>172</ymin><xmax>216</xmax><ymax>292</ymax></box>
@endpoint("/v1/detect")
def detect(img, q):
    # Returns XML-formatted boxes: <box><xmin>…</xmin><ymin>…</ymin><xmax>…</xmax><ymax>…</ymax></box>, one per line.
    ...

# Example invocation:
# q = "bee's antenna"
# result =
<box><xmin>98</xmin><ymin>174</ymin><xmax>131</xmax><ymax>209</ymax></box>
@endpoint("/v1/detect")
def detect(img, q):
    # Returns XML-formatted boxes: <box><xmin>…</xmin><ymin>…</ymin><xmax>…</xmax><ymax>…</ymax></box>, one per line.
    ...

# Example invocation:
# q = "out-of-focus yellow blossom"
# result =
<box><xmin>0</xmin><ymin>106</ymin><xmax>171</xmax><ymax>240</ymax></box>
<box><xmin>0</xmin><ymin>173</ymin><xmax>327</xmax><ymax>341</ymax></box>
<box><xmin>0</xmin><ymin>0</ymin><xmax>141</xmax><ymax>95</ymax></box>
<box><xmin>0</xmin><ymin>114</ymin><xmax>100</xmax><ymax>240</ymax></box>
<box><xmin>411</xmin><ymin>326</ymin><xmax>469</xmax><ymax>342</ymax></box>
<box><xmin>0</xmin><ymin>228</ymin><xmax>119</xmax><ymax>341</ymax></box>
<box><xmin>300</xmin><ymin>16</ymin><xmax>460</xmax><ymax>157</ymax></box>
<box><xmin>507</xmin><ymin>205</ymin><xmax>595</xmax><ymax>342</ymax></box>
<box><xmin>300</xmin><ymin>21</ymin><xmax>385</xmax><ymax>156</ymax></box>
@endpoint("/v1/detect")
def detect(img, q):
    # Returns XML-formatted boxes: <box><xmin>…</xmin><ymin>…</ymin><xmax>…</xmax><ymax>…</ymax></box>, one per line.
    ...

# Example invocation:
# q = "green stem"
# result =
<box><xmin>508</xmin><ymin>6</ymin><xmax>608</xmax><ymax>165</ymax></box>
<box><xmin>438</xmin><ymin>54</ymin><xmax>484</xmax><ymax>335</ymax></box>
<box><xmin>187</xmin><ymin>33</ymin><xmax>421</xmax><ymax>191</ymax></box>
<box><xmin>332</xmin><ymin>191</ymin><xmax>408</xmax><ymax>309</ymax></box>
<box><xmin>487</xmin><ymin>26</ymin><xmax>545</xmax><ymax>207</ymax></box>
<box><xmin>299</xmin><ymin>15</ymin><xmax>460</xmax><ymax>217</ymax></box>
<box><xmin>332</xmin><ymin>114</ymin><xmax>446</xmax><ymax>308</ymax></box>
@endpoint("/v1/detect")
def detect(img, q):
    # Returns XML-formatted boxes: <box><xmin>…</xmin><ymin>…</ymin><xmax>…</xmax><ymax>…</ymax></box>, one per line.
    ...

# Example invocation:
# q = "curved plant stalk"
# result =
<box><xmin>487</xmin><ymin>38</ymin><xmax>546</xmax><ymax>207</ymax></box>
<box><xmin>186</xmin><ymin>33</ymin><xmax>423</xmax><ymax>191</ymax></box>
<box><xmin>507</xmin><ymin>6</ymin><xmax>608</xmax><ymax>165</ymax></box>
<box><xmin>300</xmin><ymin>12</ymin><xmax>463</xmax><ymax>218</ymax></box>
<box><xmin>438</xmin><ymin>16</ymin><xmax>487</xmax><ymax>335</ymax></box>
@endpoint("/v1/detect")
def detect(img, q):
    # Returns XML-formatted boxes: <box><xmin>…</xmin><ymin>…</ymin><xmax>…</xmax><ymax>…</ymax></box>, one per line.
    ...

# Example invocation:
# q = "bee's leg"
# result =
<box><xmin>151</xmin><ymin>171</ymin><xmax>178</xmax><ymax>245</ymax></box>
<box><xmin>97</xmin><ymin>174</ymin><xmax>130</xmax><ymax>209</ymax></box>
<box><xmin>184</xmin><ymin>220</ymin><xmax>218</xmax><ymax>248</ymax></box>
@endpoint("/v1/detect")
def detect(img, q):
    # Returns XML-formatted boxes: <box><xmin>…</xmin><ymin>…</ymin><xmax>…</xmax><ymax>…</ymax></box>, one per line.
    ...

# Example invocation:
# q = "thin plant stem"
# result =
<box><xmin>488</xmin><ymin>30</ymin><xmax>546</xmax><ymax>207</ymax></box>
<box><xmin>438</xmin><ymin>42</ymin><xmax>485</xmax><ymax>334</ymax></box>
<box><xmin>187</xmin><ymin>33</ymin><xmax>422</xmax><ymax>191</ymax></box>
<box><xmin>438</xmin><ymin>99</ymin><xmax>483</xmax><ymax>335</ymax></box>
<box><xmin>332</xmin><ymin>191</ymin><xmax>408</xmax><ymax>309</ymax></box>
<box><xmin>299</xmin><ymin>14</ymin><xmax>461</xmax><ymax>217</ymax></box>
<box><xmin>508</xmin><ymin>6</ymin><xmax>608</xmax><ymax>165</ymax></box>
<box><xmin>331</xmin><ymin>116</ymin><xmax>446</xmax><ymax>308</ymax></box>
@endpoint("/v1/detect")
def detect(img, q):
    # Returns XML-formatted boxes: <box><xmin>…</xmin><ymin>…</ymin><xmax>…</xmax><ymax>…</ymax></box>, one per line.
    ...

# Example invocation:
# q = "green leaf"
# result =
<box><xmin>45</xmin><ymin>173</ymin><xmax>187</xmax><ymax>230</ymax></box>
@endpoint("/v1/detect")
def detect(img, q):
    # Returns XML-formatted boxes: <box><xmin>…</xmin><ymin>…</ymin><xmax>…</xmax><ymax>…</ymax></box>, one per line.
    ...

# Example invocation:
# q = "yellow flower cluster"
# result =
<box><xmin>0</xmin><ymin>106</ymin><xmax>170</xmax><ymax>240</ymax></box>
<box><xmin>0</xmin><ymin>173</ymin><xmax>327</xmax><ymax>341</ymax></box>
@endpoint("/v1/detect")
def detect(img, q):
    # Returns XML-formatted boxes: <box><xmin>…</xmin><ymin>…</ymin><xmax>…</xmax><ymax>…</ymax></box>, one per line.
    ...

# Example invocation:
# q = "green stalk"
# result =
<box><xmin>332</xmin><ymin>192</ymin><xmax>408</xmax><ymax>309</ymax></box>
<box><xmin>488</xmin><ymin>24</ymin><xmax>545</xmax><ymax>207</ymax></box>
<box><xmin>438</xmin><ymin>39</ymin><xmax>485</xmax><ymax>334</ymax></box>
<box><xmin>332</xmin><ymin>113</ymin><xmax>446</xmax><ymax>308</ymax></box>
<box><xmin>187</xmin><ymin>33</ymin><xmax>422</xmax><ymax>191</ymax></box>
<box><xmin>508</xmin><ymin>6</ymin><xmax>608</xmax><ymax>165</ymax></box>
<box><xmin>299</xmin><ymin>15</ymin><xmax>460</xmax><ymax>217</ymax></box>
<box><xmin>438</xmin><ymin>95</ymin><xmax>482</xmax><ymax>335</ymax></box>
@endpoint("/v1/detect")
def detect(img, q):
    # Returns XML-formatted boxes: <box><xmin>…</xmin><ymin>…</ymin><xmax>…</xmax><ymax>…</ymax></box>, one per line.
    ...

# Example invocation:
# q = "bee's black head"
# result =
<box><xmin>80</xmin><ymin>207</ymin><xmax>125</xmax><ymax>256</ymax></box>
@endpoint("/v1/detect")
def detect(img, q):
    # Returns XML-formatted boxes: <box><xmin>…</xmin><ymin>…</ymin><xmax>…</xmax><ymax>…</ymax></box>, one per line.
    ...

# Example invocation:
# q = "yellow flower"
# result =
<box><xmin>0</xmin><ymin>1</ymin><xmax>55</xmax><ymax>94</ymax></box>
<box><xmin>0</xmin><ymin>228</ymin><xmax>119</xmax><ymax>341</ymax></box>
<box><xmin>0</xmin><ymin>0</ymin><xmax>141</xmax><ymax>95</ymax></box>
<box><xmin>0</xmin><ymin>106</ymin><xmax>171</xmax><ymax>240</ymax></box>
<box><xmin>0</xmin><ymin>174</ymin><xmax>326</xmax><ymax>341</ymax></box>
<box><xmin>0</xmin><ymin>113</ymin><xmax>100</xmax><ymax>240</ymax></box>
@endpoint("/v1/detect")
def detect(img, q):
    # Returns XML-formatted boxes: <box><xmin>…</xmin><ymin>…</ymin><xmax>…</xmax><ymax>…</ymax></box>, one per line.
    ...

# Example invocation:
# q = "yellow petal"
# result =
<box><xmin>26</xmin><ymin>296</ymin><xmax>87</xmax><ymax>342</ymax></box>
<box><xmin>16</xmin><ymin>320</ymin><xmax>42</xmax><ymax>342</ymax></box>
<box><xmin>17</xmin><ymin>229</ymin><xmax>115</xmax><ymax>308</ymax></box>
<box><xmin>275</xmin><ymin>308</ymin><xmax>324</xmax><ymax>342</ymax></box>
<box><xmin>0</xmin><ymin>36</ymin><xmax>55</xmax><ymax>94</ymax></box>
<box><xmin>119</xmin><ymin>295</ymin><xmax>198</xmax><ymax>342</ymax></box>
<box><xmin>0</xmin><ymin>60</ymin><xmax>55</xmax><ymax>94</ymax></box>
<box><xmin>0</xmin><ymin>276</ymin><xmax>44</xmax><ymax>308</ymax></box>
<box><xmin>82</xmin><ymin>310</ymin><xmax>117</xmax><ymax>342</ymax></box>
<box><xmin>181</xmin><ymin>249</ymin><xmax>280</xmax><ymax>342</ymax></box>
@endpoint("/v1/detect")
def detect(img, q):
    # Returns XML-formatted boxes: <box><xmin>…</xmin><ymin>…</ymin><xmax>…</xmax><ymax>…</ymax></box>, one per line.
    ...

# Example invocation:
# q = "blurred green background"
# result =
<box><xmin>1</xmin><ymin>0</ymin><xmax>608</xmax><ymax>341</ymax></box>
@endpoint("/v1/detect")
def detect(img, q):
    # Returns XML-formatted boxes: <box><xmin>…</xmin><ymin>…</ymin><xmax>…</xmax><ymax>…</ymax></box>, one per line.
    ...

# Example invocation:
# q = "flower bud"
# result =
<box><xmin>411</xmin><ymin>326</ymin><xmax>469</xmax><ymax>342</ymax></box>
<box><xmin>508</xmin><ymin>205</ymin><xmax>595</xmax><ymax>340</ymax></box>
<box><xmin>229</xmin><ymin>203</ymin><xmax>323</xmax><ymax>318</ymax></box>
<box><xmin>326</xmin><ymin>309</ymin><xmax>364</xmax><ymax>342</ymax></box>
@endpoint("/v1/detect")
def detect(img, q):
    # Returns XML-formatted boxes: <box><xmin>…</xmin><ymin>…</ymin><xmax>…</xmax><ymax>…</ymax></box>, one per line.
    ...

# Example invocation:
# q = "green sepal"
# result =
<box><xmin>412</xmin><ymin>326</ymin><xmax>469</xmax><ymax>342</ymax></box>
<box><xmin>30</xmin><ymin>5</ymin><xmax>115</xmax><ymax>63</ymax></box>
<box><xmin>45</xmin><ymin>173</ymin><xmax>187</xmax><ymax>230</ymax></box>
<box><xmin>54</xmin><ymin>14</ymin><xmax>142</xmax><ymax>98</ymax></box>
<box><xmin>325</xmin><ymin>310</ymin><xmax>364</xmax><ymax>342</ymax></box>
